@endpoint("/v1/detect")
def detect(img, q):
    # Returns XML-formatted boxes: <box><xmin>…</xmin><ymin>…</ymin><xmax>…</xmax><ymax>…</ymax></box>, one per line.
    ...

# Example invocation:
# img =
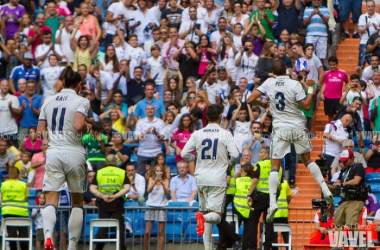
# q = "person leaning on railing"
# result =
<box><xmin>0</xmin><ymin>167</ymin><xmax>29</xmax><ymax>250</ymax></box>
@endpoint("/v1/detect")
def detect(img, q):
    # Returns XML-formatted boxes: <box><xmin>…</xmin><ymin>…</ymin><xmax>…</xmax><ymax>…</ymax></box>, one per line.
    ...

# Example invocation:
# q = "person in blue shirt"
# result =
<box><xmin>9</xmin><ymin>52</ymin><xmax>41</xmax><ymax>94</ymax></box>
<box><xmin>15</xmin><ymin>80</ymin><xmax>43</xmax><ymax>145</ymax></box>
<box><xmin>133</xmin><ymin>82</ymin><xmax>166</xmax><ymax>123</ymax></box>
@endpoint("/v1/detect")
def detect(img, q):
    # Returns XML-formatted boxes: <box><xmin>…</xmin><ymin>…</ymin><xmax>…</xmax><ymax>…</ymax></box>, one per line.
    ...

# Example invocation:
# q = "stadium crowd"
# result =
<box><xmin>4</xmin><ymin>0</ymin><xmax>380</xmax><ymax>249</ymax></box>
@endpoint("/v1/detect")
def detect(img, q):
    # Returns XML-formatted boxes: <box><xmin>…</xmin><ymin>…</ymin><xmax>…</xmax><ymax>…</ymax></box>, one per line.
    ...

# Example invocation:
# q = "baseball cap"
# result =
<box><xmin>339</xmin><ymin>150</ymin><xmax>354</xmax><ymax>162</ymax></box>
<box><xmin>24</xmin><ymin>52</ymin><xmax>33</xmax><ymax>60</ymax></box>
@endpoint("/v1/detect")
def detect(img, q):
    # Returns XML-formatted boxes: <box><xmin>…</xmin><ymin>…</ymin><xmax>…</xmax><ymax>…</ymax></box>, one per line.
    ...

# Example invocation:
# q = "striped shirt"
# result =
<box><xmin>303</xmin><ymin>5</ymin><xmax>330</xmax><ymax>37</ymax></box>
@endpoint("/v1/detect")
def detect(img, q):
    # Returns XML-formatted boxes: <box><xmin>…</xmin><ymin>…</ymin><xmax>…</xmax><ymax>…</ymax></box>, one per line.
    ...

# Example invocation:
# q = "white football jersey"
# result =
<box><xmin>39</xmin><ymin>89</ymin><xmax>89</xmax><ymax>154</ymax></box>
<box><xmin>181</xmin><ymin>123</ymin><xmax>239</xmax><ymax>187</ymax></box>
<box><xmin>257</xmin><ymin>75</ymin><xmax>307</xmax><ymax>131</ymax></box>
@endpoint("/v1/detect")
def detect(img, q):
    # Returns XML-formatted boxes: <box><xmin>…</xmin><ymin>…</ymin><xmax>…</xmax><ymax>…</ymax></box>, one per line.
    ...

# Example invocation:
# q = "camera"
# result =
<box><xmin>312</xmin><ymin>199</ymin><xmax>327</xmax><ymax>222</ymax></box>
<box><xmin>333</xmin><ymin>184</ymin><xmax>371</xmax><ymax>200</ymax></box>
<box><xmin>316</xmin><ymin>154</ymin><xmax>329</xmax><ymax>178</ymax></box>
<box><xmin>244</xmin><ymin>47</ymin><xmax>249</xmax><ymax>52</ymax></box>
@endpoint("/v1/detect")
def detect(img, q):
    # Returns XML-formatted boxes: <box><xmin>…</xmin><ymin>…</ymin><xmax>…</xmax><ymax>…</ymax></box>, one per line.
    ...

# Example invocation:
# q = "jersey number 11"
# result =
<box><xmin>51</xmin><ymin>107</ymin><xmax>66</xmax><ymax>133</ymax></box>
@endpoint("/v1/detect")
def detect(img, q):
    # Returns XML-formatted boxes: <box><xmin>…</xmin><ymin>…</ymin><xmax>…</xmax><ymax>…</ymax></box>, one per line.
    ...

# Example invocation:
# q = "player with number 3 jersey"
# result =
<box><xmin>247</xmin><ymin>60</ymin><xmax>333</xmax><ymax>224</ymax></box>
<box><xmin>181</xmin><ymin>104</ymin><xmax>239</xmax><ymax>250</ymax></box>
<box><xmin>37</xmin><ymin>66</ymin><xmax>90</xmax><ymax>250</ymax></box>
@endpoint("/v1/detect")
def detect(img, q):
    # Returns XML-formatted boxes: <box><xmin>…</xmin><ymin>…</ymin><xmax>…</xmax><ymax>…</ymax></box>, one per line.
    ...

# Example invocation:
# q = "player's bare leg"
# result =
<box><xmin>266</xmin><ymin>159</ymin><xmax>281</xmax><ymax>223</ymax></box>
<box><xmin>43</xmin><ymin>191</ymin><xmax>60</xmax><ymax>250</ymax></box>
<box><xmin>299</xmin><ymin>153</ymin><xmax>333</xmax><ymax>204</ymax></box>
<box><xmin>67</xmin><ymin>193</ymin><xmax>84</xmax><ymax>250</ymax></box>
<box><xmin>196</xmin><ymin>210</ymin><xmax>223</xmax><ymax>250</ymax></box>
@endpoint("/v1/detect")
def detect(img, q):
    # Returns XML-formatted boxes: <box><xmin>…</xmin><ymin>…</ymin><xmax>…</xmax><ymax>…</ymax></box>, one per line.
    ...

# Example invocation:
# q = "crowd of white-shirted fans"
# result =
<box><xmin>5</xmin><ymin>0</ymin><xmax>380</xmax><ymax>248</ymax></box>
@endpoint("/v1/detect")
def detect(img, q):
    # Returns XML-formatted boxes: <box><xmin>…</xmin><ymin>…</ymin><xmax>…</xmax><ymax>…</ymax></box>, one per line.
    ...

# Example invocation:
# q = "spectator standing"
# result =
<box><xmin>144</xmin><ymin>165</ymin><xmax>169</xmax><ymax>250</ymax></box>
<box><xmin>243</xmin><ymin>20</ymin><xmax>266</xmax><ymax>57</ymax></box>
<box><xmin>210</xmin><ymin>17</ymin><xmax>230</xmax><ymax>49</ymax></box>
<box><xmin>365</xmin><ymin>140</ymin><xmax>380</xmax><ymax>173</ymax></box>
<box><xmin>181</xmin><ymin>0</ymin><xmax>207</xmax><ymax>22</ymax></box>
<box><xmin>359</xmin><ymin>55</ymin><xmax>380</xmax><ymax>81</ymax></box>
<box><xmin>82</xmin><ymin>123</ymin><xmax>107</xmax><ymax>172</ymax></box>
<box><xmin>31</xmin><ymin>139</ymin><xmax>48</xmax><ymax>192</ymax></box>
<box><xmin>150</xmin><ymin>0</ymin><xmax>167</xmax><ymax>24</ymax></box>
<box><xmin>146</xmin><ymin>45</ymin><xmax>165</xmax><ymax>98</ymax></box>
<box><xmin>249</xmin><ymin>0</ymin><xmax>275</xmax><ymax>41</ymax></box>
<box><xmin>0</xmin><ymin>138</ymin><xmax>15</xmax><ymax>173</ymax></box>
<box><xmin>0</xmin><ymin>0</ymin><xmax>26</xmax><ymax>39</ymax></box>
<box><xmin>106</xmin><ymin>90</ymin><xmax>128</xmax><ymax>118</ymax></box>
<box><xmin>17</xmin><ymin>80</ymin><xmax>43</xmax><ymax>145</ymax></box>
<box><xmin>357</xmin><ymin>0</ymin><xmax>380</xmax><ymax>67</ymax></box>
<box><xmin>125</xmin><ymin>66</ymin><xmax>146</xmax><ymax>107</ymax></box>
<box><xmin>302</xmin><ymin>0</ymin><xmax>330</xmax><ymax>61</ymax></box>
<box><xmin>135</xmin><ymin>105</ymin><xmax>165</xmax><ymax>176</ymax></box>
<box><xmin>35</xmin><ymin>30</ymin><xmax>63</xmax><ymax>70</ymax></box>
<box><xmin>98</xmin><ymin>44</ymin><xmax>119</xmax><ymax>75</ymax></box>
<box><xmin>18</xmin><ymin>127</ymin><xmax>42</xmax><ymax>155</ymax></box>
<box><xmin>125</xmin><ymin>162</ymin><xmax>146</xmax><ymax>203</ymax></box>
<box><xmin>198</xmin><ymin>67</ymin><xmax>221</xmax><ymax>104</ymax></box>
<box><xmin>133</xmin><ymin>83</ymin><xmax>166</xmax><ymax>122</ymax></box>
<box><xmin>321</xmin><ymin>56</ymin><xmax>349</xmax><ymax>122</ymax></box>
<box><xmin>104</xmin><ymin>0</ymin><xmax>133</xmax><ymax>44</ymax></box>
<box><xmin>45</xmin><ymin>1</ymin><xmax>65</xmax><ymax>41</ymax></box>
<box><xmin>9</xmin><ymin>52</ymin><xmax>41</xmax><ymax>94</ymax></box>
<box><xmin>257</xmin><ymin>41</ymin><xmax>277</xmax><ymax>85</ymax></box>
<box><xmin>40</xmin><ymin>55</ymin><xmax>65</xmax><ymax>99</ymax></box>
<box><xmin>88</xmin><ymin>66</ymin><xmax>114</xmax><ymax>108</ymax></box>
<box><xmin>27</xmin><ymin>13</ymin><xmax>53</xmax><ymax>57</ymax></box>
<box><xmin>229</xmin><ymin>2</ymin><xmax>249</xmax><ymax>31</ymax></box>
<box><xmin>108</xmin><ymin>133</ymin><xmax>131</xmax><ymax>168</ymax></box>
<box><xmin>338</xmin><ymin>0</ymin><xmax>362</xmax><ymax>40</ymax></box>
<box><xmin>276</xmin><ymin>0</ymin><xmax>301</xmax><ymax>38</ymax></box>
<box><xmin>161</xmin><ymin>27</ymin><xmax>185</xmax><ymax>77</ymax></box>
<box><xmin>0</xmin><ymin>167</ymin><xmax>29</xmax><ymax>250</ymax></box>
<box><xmin>83</xmin><ymin>171</ymin><xmax>96</xmax><ymax>206</ymax></box>
<box><xmin>0</xmin><ymin>79</ymin><xmax>19</xmax><ymax>146</ymax></box>
<box><xmin>179</xmin><ymin>6</ymin><xmax>207</xmax><ymax>43</ymax></box>
<box><xmin>160</xmin><ymin>0</ymin><xmax>183</xmax><ymax>29</ymax></box>
<box><xmin>235</xmin><ymin>39</ymin><xmax>258</xmax><ymax>86</ymax></box>
<box><xmin>231</xmin><ymin>100</ymin><xmax>254</xmax><ymax>153</ymax></box>
<box><xmin>55</xmin><ymin>16</ymin><xmax>81</xmax><ymax>65</ymax></box>
<box><xmin>75</xmin><ymin>2</ymin><xmax>101</xmax><ymax>41</ymax></box>
<box><xmin>278</xmin><ymin>44</ymin><xmax>292</xmax><ymax>69</ymax></box>
<box><xmin>71</xmin><ymin>33</ymin><xmax>98</xmax><ymax>71</ymax></box>
<box><xmin>112</xmin><ymin>60</ymin><xmax>129</xmax><ymax>101</ymax></box>
<box><xmin>169</xmin><ymin>161</ymin><xmax>197</xmax><ymax>205</ymax></box>
<box><xmin>242</xmin><ymin>122</ymin><xmax>270</xmax><ymax>165</ymax></box>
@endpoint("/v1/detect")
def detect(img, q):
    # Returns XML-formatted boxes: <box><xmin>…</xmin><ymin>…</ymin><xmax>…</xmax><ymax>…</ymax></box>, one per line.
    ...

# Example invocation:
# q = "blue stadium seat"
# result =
<box><xmin>84</xmin><ymin>214</ymin><xmax>99</xmax><ymax>241</ymax></box>
<box><xmin>166</xmin><ymin>155</ymin><xmax>176</xmax><ymax>165</ymax></box>
<box><xmin>334</xmin><ymin>196</ymin><xmax>341</xmax><ymax>209</ymax></box>
<box><xmin>183</xmin><ymin>216</ymin><xmax>203</xmax><ymax>242</ymax></box>
<box><xmin>130</xmin><ymin>154</ymin><xmax>138</xmax><ymax>163</ymax></box>
<box><xmin>366</xmin><ymin>173</ymin><xmax>380</xmax><ymax>183</ymax></box>
<box><xmin>28</xmin><ymin>189</ymin><xmax>37</xmax><ymax>200</ymax></box>
<box><xmin>167</xmin><ymin>202</ymin><xmax>190</xmax><ymax>241</ymax></box>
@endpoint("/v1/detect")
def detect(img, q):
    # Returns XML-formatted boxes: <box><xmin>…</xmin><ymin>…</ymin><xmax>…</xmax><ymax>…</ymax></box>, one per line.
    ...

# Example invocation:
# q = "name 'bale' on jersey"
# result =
<box><xmin>181</xmin><ymin>123</ymin><xmax>239</xmax><ymax>187</ymax></box>
<box><xmin>257</xmin><ymin>75</ymin><xmax>307</xmax><ymax>131</ymax></box>
<box><xmin>38</xmin><ymin>89</ymin><xmax>89</xmax><ymax>154</ymax></box>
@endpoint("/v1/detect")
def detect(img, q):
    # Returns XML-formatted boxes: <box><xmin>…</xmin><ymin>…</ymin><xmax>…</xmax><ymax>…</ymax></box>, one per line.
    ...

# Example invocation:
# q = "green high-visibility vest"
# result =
<box><xmin>233</xmin><ymin>176</ymin><xmax>252</xmax><ymax>219</ymax></box>
<box><xmin>226</xmin><ymin>167</ymin><xmax>236</xmax><ymax>195</ymax></box>
<box><xmin>1</xmin><ymin>179</ymin><xmax>28</xmax><ymax>217</ymax></box>
<box><xmin>255</xmin><ymin>159</ymin><xmax>282</xmax><ymax>194</ymax></box>
<box><xmin>97</xmin><ymin>166</ymin><xmax>126</xmax><ymax>201</ymax></box>
<box><xmin>275</xmin><ymin>180</ymin><xmax>289</xmax><ymax>218</ymax></box>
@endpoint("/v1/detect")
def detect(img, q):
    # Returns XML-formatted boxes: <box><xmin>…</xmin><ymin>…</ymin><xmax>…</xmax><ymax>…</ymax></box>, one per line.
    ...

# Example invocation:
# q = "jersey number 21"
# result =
<box><xmin>201</xmin><ymin>138</ymin><xmax>218</xmax><ymax>160</ymax></box>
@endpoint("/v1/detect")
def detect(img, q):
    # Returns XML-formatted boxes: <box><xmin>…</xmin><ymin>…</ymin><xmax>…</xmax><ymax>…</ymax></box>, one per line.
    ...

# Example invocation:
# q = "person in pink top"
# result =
<box><xmin>170</xmin><ymin>114</ymin><xmax>195</xmax><ymax>172</ymax></box>
<box><xmin>321</xmin><ymin>56</ymin><xmax>349</xmax><ymax>121</ymax></box>
<box><xmin>74</xmin><ymin>2</ymin><xmax>101</xmax><ymax>41</ymax></box>
<box><xmin>18</xmin><ymin>127</ymin><xmax>42</xmax><ymax>156</ymax></box>
<box><xmin>31</xmin><ymin>139</ymin><xmax>49</xmax><ymax>192</ymax></box>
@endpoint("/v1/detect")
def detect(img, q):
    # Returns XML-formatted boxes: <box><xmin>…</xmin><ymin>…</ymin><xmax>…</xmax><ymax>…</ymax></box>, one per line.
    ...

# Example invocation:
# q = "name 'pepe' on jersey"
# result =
<box><xmin>256</xmin><ymin>75</ymin><xmax>307</xmax><ymax>131</ymax></box>
<box><xmin>38</xmin><ymin>89</ymin><xmax>90</xmax><ymax>154</ymax></box>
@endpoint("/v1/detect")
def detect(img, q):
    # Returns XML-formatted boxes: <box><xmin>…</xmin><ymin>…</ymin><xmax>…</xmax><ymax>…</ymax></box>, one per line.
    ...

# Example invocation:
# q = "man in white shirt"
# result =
<box><xmin>125</xmin><ymin>162</ymin><xmax>146</xmax><ymax>203</ymax></box>
<box><xmin>135</xmin><ymin>105</ymin><xmax>165</xmax><ymax>177</ymax></box>
<box><xmin>55</xmin><ymin>16</ymin><xmax>81</xmax><ymax>65</ymax></box>
<box><xmin>129</xmin><ymin>0</ymin><xmax>159</xmax><ymax>45</ymax></box>
<box><xmin>360</xmin><ymin>55</ymin><xmax>380</xmax><ymax>81</ymax></box>
<box><xmin>179</xmin><ymin>6</ymin><xmax>207</xmax><ymax>43</ymax></box>
<box><xmin>105</xmin><ymin>0</ymin><xmax>134</xmax><ymax>44</ymax></box>
<box><xmin>35</xmin><ymin>30</ymin><xmax>62</xmax><ymax>70</ymax></box>
<box><xmin>0</xmin><ymin>79</ymin><xmax>19</xmax><ymax>146</ymax></box>
<box><xmin>40</xmin><ymin>55</ymin><xmax>65</xmax><ymax>99</ymax></box>
<box><xmin>112</xmin><ymin>60</ymin><xmax>129</xmax><ymax>101</ymax></box>
<box><xmin>181</xmin><ymin>104</ymin><xmax>239</xmax><ymax>250</ymax></box>
<box><xmin>88</xmin><ymin>66</ymin><xmax>114</xmax><ymax>107</ymax></box>
<box><xmin>150</xmin><ymin>0</ymin><xmax>167</xmax><ymax>23</ymax></box>
<box><xmin>210</xmin><ymin>17</ymin><xmax>230</xmax><ymax>49</ymax></box>
<box><xmin>181</xmin><ymin>0</ymin><xmax>206</xmax><ymax>22</ymax></box>
<box><xmin>198</xmin><ymin>67</ymin><xmax>222</xmax><ymax>104</ymax></box>
<box><xmin>235</xmin><ymin>39</ymin><xmax>258</xmax><ymax>85</ymax></box>
<box><xmin>357</xmin><ymin>0</ymin><xmax>380</xmax><ymax>67</ymax></box>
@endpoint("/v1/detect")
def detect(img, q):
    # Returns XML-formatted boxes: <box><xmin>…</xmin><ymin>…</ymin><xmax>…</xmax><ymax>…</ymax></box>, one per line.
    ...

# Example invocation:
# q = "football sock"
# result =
<box><xmin>43</xmin><ymin>205</ymin><xmax>57</xmax><ymax>242</ymax></box>
<box><xmin>203</xmin><ymin>223</ymin><xmax>212</xmax><ymax>250</ymax></box>
<box><xmin>68</xmin><ymin>207</ymin><xmax>83</xmax><ymax>249</ymax></box>
<box><xmin>269</xmin><ymin>170</ymin><xmax>280</xmax><ymax>207</ymax></box>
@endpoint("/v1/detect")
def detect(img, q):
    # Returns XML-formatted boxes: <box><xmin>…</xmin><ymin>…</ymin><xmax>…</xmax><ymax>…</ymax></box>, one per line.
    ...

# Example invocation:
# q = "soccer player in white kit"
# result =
<box><xmin>247</xmin><ymin>60</ymin><xmax>333</xmax><ymax>223</ymax></box>
<box><xmin>37</xmin><ymin>66</ymin><xmax>91</xmax><ymax>250</ymax></box>
<box><xmin>181</xmin><ymin>104</ymin><xmax>240</xmax><ymax>250</ymax></box>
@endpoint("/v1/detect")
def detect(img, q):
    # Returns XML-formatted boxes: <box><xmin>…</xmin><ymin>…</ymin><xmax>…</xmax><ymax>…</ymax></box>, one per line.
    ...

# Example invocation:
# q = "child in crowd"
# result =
<box><xmin>32</xmin><ymin>192</ymin><xmax>46</xmax><ymax>250</ymax></box>
<box><xmin>251</xmin><ymin>106</ymin><xmax>261</xmax><ymax>122</ymax></box>
<box><xmin>231</xmin><ymin>99</ymin><xmax>254</xmax><ymax>153</ymax></box>
<box><xmin>146</xmin><ymin>44</ymin><xmax>165</xmax><ymax>98</ymax></box>
<box><xmin>14</xmin><ymin>150</ymin><xmax>34</xmax><ymax>186</ymax></box>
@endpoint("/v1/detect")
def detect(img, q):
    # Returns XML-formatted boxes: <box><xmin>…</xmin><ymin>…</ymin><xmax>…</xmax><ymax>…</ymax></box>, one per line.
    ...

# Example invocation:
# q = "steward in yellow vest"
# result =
<box><xmin>90</xmin><ymin>155</ymin><xmax>131</xmax><ymax>250</ymax></box>
<box><xmin>246</xmin><ymin>147</ymin><xmax>282</xmax><ymax>250</ymax></box>
<box><xmin>1</xmin><ymin>167</ymin><xmax>30</xmax><ymax>250</ymax></box>
<box><xmin>272</xmin><ymin>180</ymin><xmax>291</xmax><ymax>250</ymax></box>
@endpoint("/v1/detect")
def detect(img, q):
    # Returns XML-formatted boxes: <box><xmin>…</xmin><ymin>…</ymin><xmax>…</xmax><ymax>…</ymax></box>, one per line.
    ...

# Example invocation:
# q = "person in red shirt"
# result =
<box><xmin>27</xmin><ymin>13</ymin><xmax>52</xmax><ymax>57</ymax></box>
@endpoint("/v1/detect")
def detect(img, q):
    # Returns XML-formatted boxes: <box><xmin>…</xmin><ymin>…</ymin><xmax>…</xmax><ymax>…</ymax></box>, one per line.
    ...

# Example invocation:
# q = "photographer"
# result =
<box><xmin>235</xmin><ymin>39</ymin><xmax>259</xmax><ymax>86</ymax></box>
<box><xmin>331</xmin><ymin>149</ymin><xmax>367</xmax><ymax>249</ymax></box>
<box><xmin>310</xmin><ymin>203</ymin><xmax>335</xmax><ymax>244</ymax></box>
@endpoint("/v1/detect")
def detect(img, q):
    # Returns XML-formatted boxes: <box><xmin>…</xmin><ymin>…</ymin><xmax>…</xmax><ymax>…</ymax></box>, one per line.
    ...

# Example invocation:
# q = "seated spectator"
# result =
<box><xmin>365</xmin><ymin>140</ymin><xmax>380</xmax><ymax>173</ymax></box>
<box><xmin>5</xmin><ymin>138</ymin><xmax>20</xmax><ymax>162</ymax></box>
<box><xmin>242</xmin><ymin>122</ymin><xmax>270</xmax><ymax>165</ymax></box>
<box><xmin>365</xmin><ymin>192</ymin><xmax>379</xmax><ymax>217</ymax></box>
<box><xmin>163</xmin><ymin>111</ymin><xmax>175</xmax><ymax>155</ymax></box>
<box><xmin>125</xmin><ymin>162</ymin><xmax>146</xmax><ymax>204</ymax></box>
<box><xmin>231</xmin><ymin>100</ymin><xmax>254</xmax><ymax>153</ymax></box>
<box><xmin>259</xmin><ymin>108</ymin><xmax>273</xmax><ymax>139</ymax></box>
<box><xmin>101</xmin><ymin>118</ymin><xmax>118</xmax><ymax>142</ymax></box>
<box><xmin>164</xmin><ymin>65</ymin><xmax>184</xmax><ymax>106</ymax></box>
<box><xmin>309</xmin><ymin>206</ymin><xmax>335</xmax><ymax>244</ymax></box>
<box><xmin>192</xmin><ymin>89</ymin><xmax>210</xmax><ymax>126</ymax></box>
<box><xmin>106</xmin><ymin>90</ymin><xmax>128</xmax><ymax>118</ymax></box>
<box><xmin>233</xmin><ymin>149</ymin><xmax>252</xmax><ymax>178</ymax></box>
<box><xmin>99</xmin><ymin>44</ymin><xmax>119</xmax><ymax>75</ymax></box>
<box><xmin>108</xmin><ymin>132</ymin><xmax>131</xmax><ymax>168</ymax></box>
<box><xmin>14</xmin><ymin>150</ymin><xmax>34</xmax><ymax>187</ymax></box>
<box><xmin>18</xmin><ymin>127</ymin><xmax>42</xmax><ymax>156</ymax></box>
<box><xmin>83</xmin><ymin>171</ymin><xmax>96</xmax><ymax>206</ymax></box>
<box><xmin>99</xmin><ymin>105</ymin><xmax>127</xmax><ymax>133</ymax></box>
<box><xmin>31</xmin><ymin>139</ymin><xmax>49</xmax><ymax>193</ymax></box>
<box><xmin>330</xmin><ymin>140</ymin><xmax>367</xmax><ymax>176</ymax></box>
<box><xmin>0</xmin><ymin>138</ymin><xmax>15</xmax><ymax>174</ymax></box>
<box><xmin>171</xmin><ymin>108</ymin><xmax>203</xmax><ymax>133</ymax></box>
<box><xmin>181</xmin><ymin>91</ymin><xmax>196</xmax><ymax>114</ymax></box>
<box><xmin>82</xmin><ymin>122</ymin><xmax>107</xmax><ymax>172</ymax></box>
<box><xmin>169</xmin><ymin>161</ymin><xmax>197</xmax><ymax>205</ymax></box>
<box><xmin>88</xmin><ymin>66</ymin><xmax>114</xmax><ymax>109</ymax></box>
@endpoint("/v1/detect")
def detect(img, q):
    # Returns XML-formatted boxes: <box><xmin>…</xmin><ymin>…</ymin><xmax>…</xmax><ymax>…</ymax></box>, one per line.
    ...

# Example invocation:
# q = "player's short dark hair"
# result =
<box><xmin>92</xmin><ymin>122</ymin><xmax>102</xmax><ymax>132</ymax></box>
<box><xmin>61</xmin><ymin>66</ymin><xmax>81</xmax><ymax>88</ymax></box>
<box><xmin>206</xmin><ymin>104</ymin><xmax>222</xmax><ymax>122</ymax></box>
<box><xmin>272</xmin><ymin>60</ymin><xmax>286</xmax><ymax>76</ymax></box>
<box><xmin>241</xmin><ymin>163</ymin><xmax>253</xmax><ymax>176</ymax></box>
<box><xmin>190</xmin><ymin>108</ymin><xmax>203</xmax><ymax>120</ymax></box>
<box><xmin>102</xmin><ymin>118</ymin><xmax>112</xmax><ymax>125</ymax></box>
<box><xmin>328</xmin><ymin>56</ymin><xmax>338</xmax><ymax>64</ymax></box>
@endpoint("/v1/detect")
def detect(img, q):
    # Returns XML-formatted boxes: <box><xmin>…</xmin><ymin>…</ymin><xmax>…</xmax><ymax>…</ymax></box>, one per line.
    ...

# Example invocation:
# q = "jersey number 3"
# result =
<box><xmin>51</xmin><ymin>107</ymin><xmax>66</xmax><ymax>133</ymax></box>
<box><xmin>201</xmin><ymin>138</ymin><xmax>218</xmax><ymax>160</ymax></box>
<box><xmin>275</xmin><ymin>92</ymin><xmax>285</xmax><ymax>111</ymax></box>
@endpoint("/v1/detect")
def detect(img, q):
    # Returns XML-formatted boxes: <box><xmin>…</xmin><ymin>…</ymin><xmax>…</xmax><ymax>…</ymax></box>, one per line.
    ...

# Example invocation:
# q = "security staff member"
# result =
<box><xmin>273</xmin><ymin>180</ymin><xmax>291</xmax><ymax>250</ymax></box>
<box><xmin>246</xmin><ymin>147</ymin><xmax>282</xmax><ymax>250</ymax></box>
<box><xmin>90</xmin><ymin>155</ymin><xmax>131</xmax><ymax>250</ymax></box>
<box><xmin>331</xmin><ymin>149</ymin><xmax>367</xmax><ymax>250</ymax></box>
<box><xmin>1</xmin><ymin>167</ymin><xmax>29</xmax><ymax>250</ymax></box>
<box><xmin>233</xmin><ymin>163</ymin><xmax>254</xmax><ymax>250</ymax></box>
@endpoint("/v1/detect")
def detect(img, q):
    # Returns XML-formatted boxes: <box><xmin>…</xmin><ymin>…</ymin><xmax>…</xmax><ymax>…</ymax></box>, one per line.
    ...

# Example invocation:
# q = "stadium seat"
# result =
<box><xmin>28</xmin><ymin>189</ymin><xmax>37</xmax><ymax>200</ymax></box>
<box><xmin>84</xmin><ymin>214</ymin><xmax>99</xmax><ymax>241</ymax></box>
<box><xmin>366</xmin><ymin>173</ymin><xmax>380</xmax><ymax>183</ymax></box>
<box><xmin>130</xmin><ymin>154</ymin><xmax>138</xmax><ymax>163</ymax></box>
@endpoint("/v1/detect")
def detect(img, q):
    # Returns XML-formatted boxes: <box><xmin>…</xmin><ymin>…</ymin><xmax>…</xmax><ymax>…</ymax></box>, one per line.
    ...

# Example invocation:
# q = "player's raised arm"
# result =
<box><xmin>247</xmin><ymin>89</ymin><xmax>265</xmax><ymax>107</ymax></box>
<box><xmin>298</xmin><ymin>79</ymin><xmax>315</xmax><ymax>111</ymax></box>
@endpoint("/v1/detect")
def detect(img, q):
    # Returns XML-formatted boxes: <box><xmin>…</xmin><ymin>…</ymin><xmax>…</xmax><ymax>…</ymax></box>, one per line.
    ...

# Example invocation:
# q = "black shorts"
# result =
<box><xmin>324</xmin><ymin>98</ymin><xmax>341</xmax><ymax>116</ymax></box>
